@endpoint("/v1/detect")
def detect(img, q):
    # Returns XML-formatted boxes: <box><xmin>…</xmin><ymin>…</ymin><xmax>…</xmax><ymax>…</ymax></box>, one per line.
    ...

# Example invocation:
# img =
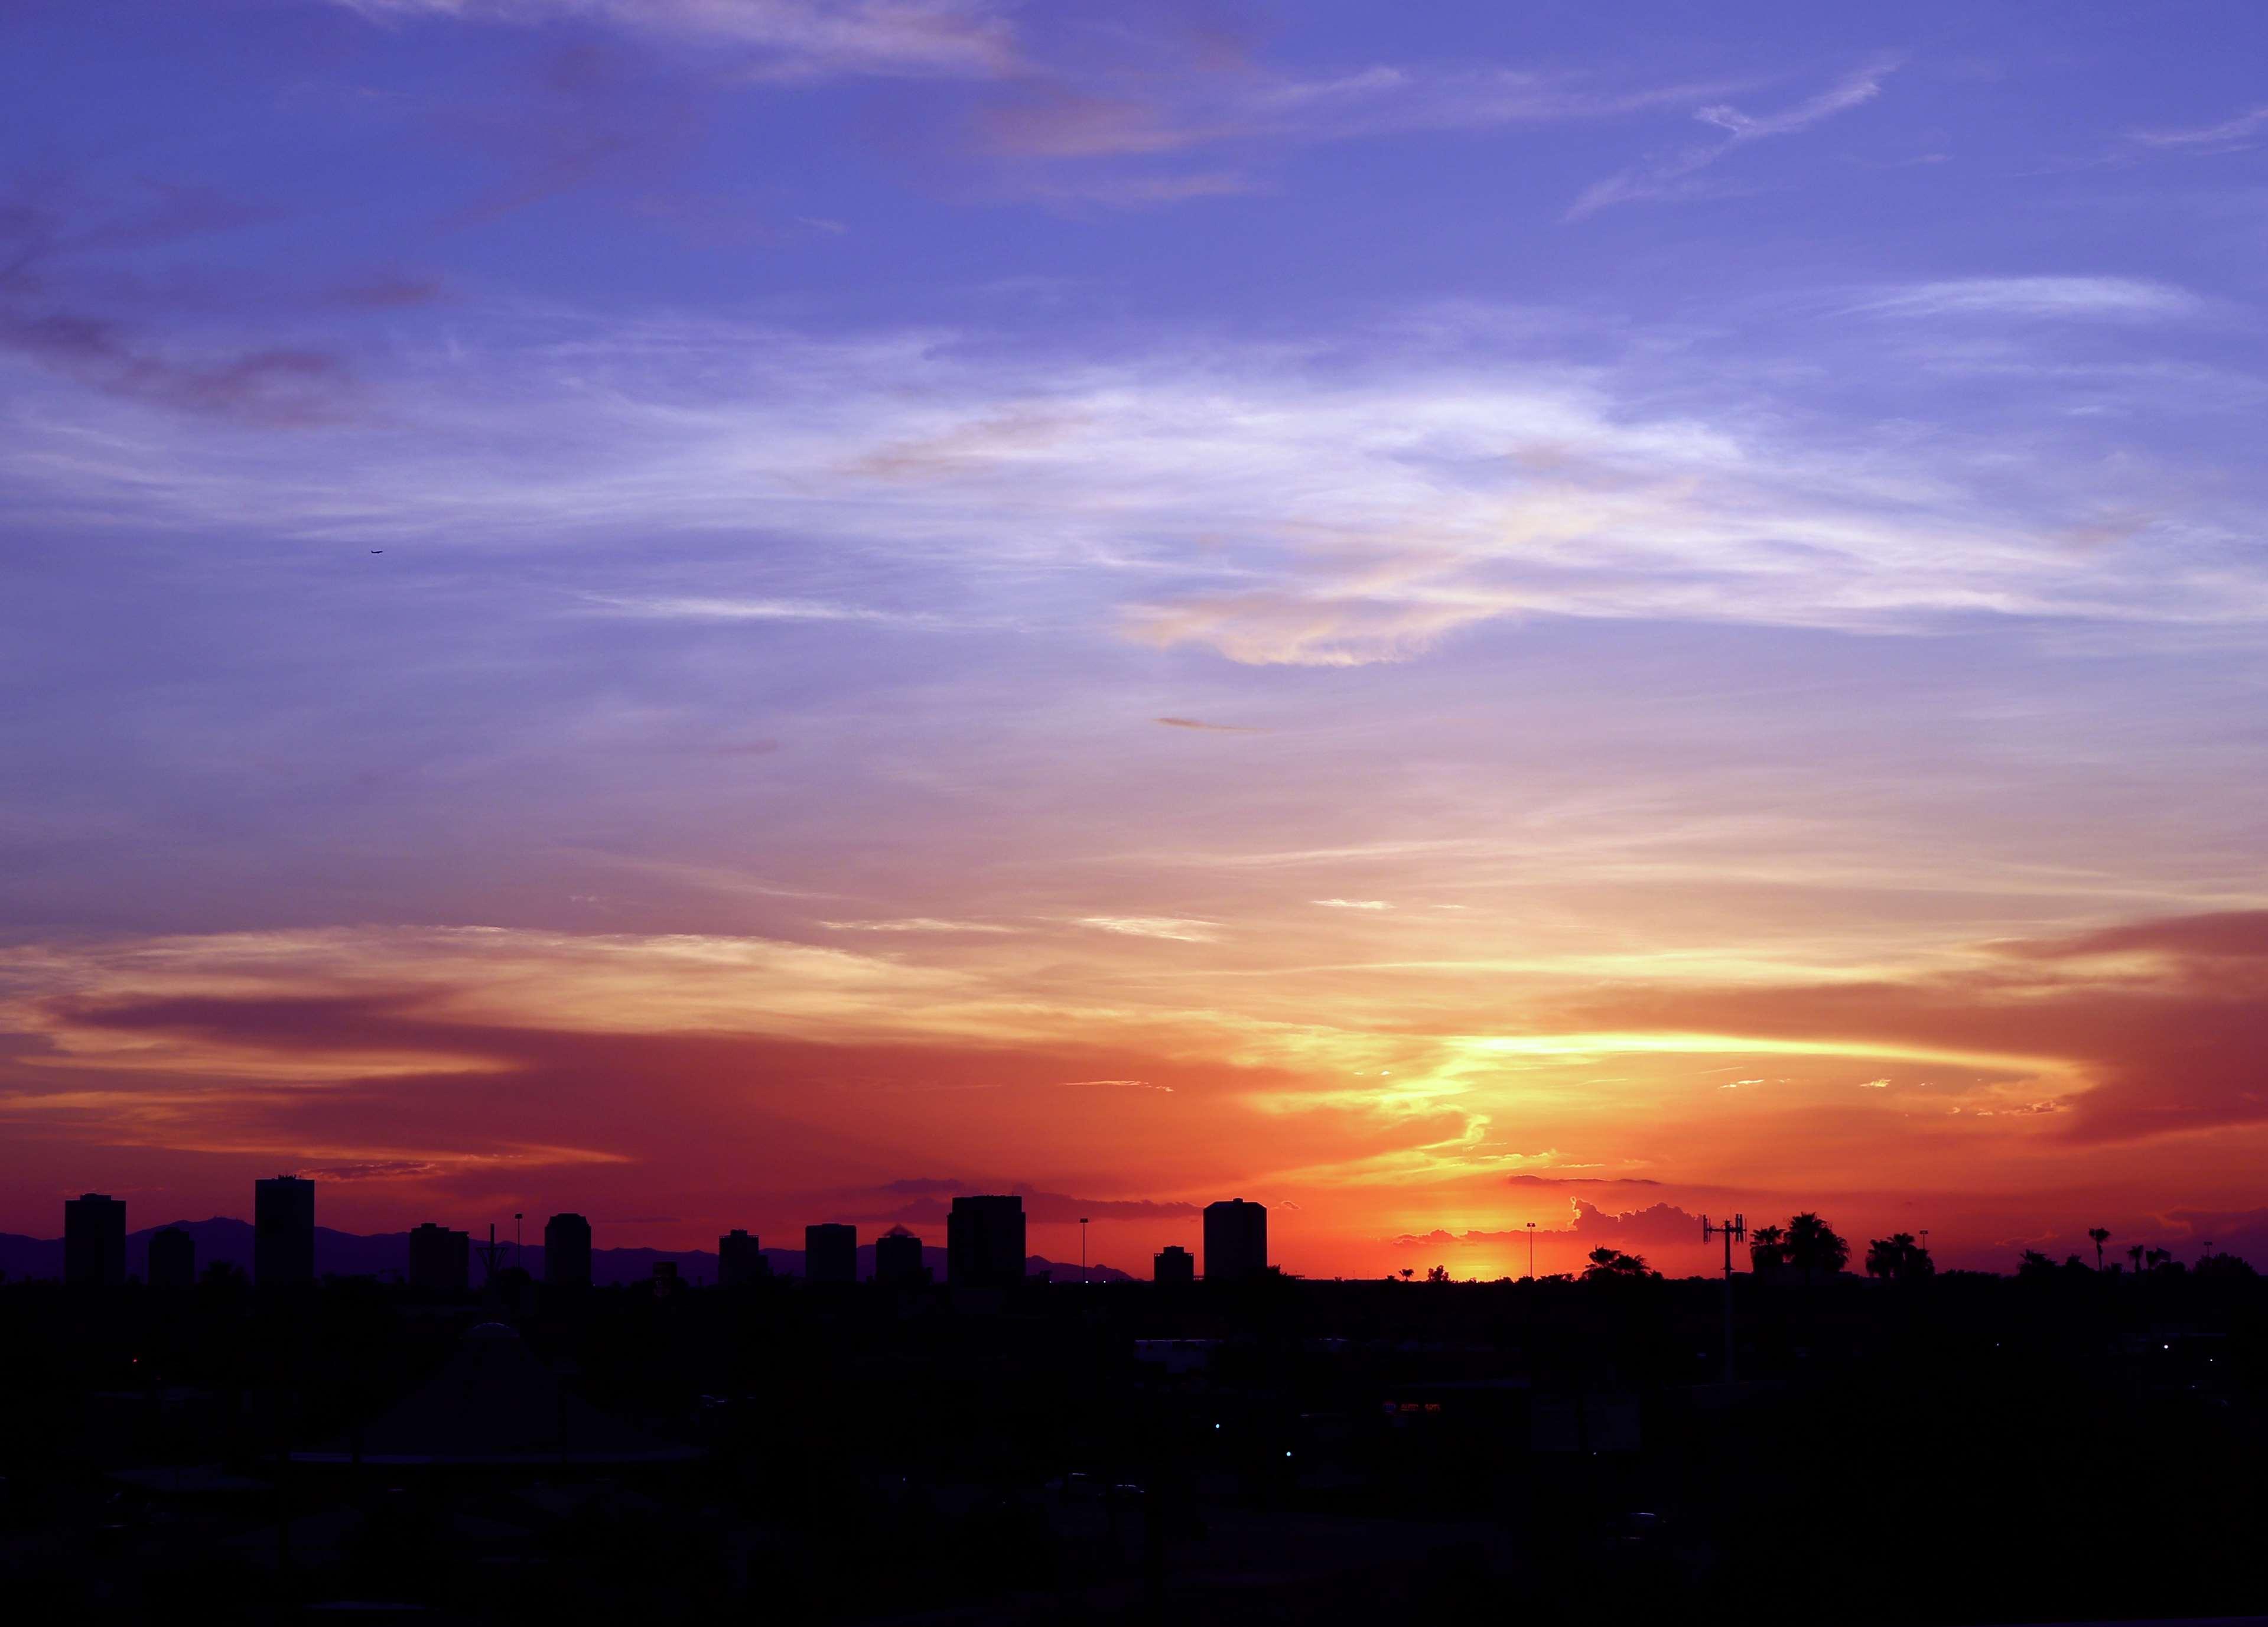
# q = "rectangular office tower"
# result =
<box><xmin>874</xmin><ymin>1226</ymin><xmax>925</xmax><ymax>1286</ymax></box>
<box><xmin>408</xmin><ymin>1223</ymin><xmax>470</xmax><ymax>1292</ymax></box>
<box><xmin>544</xmin><ymin>1212</ymin><xmax>591</xmax><ymax>1287</ymax></box>
<box><xmin>1154</xmin><ymin>1244</ymin><xmax>1195</xmax><ymax>1287</ymax></box>
<box><xmin>254</xmin><ymin>1175</ymin><xmax>316</xmax><ymax>1288</ymax></box>
<box><xmin>946</xmin><ymin>1195</ymin><xmax>1026</xmax><ymax>1291</ymax></box>
<box><xmin>63</xmin><ymin>1192</ymin><xmax>126</xmax><ymax>1287</ymax></box>
<box><xmin>1203</xmin><ymin>1199</ymin><xmax>1268</xmax><ymax>1283</ymax></box>
<box><xmin>719</xmin><ymin>1228</ymin><xmax>764</xmax><ymax>1286</ymax></box>
<box><xmin>147</xmin><ymin>1225</ymin><xmax>196</xmax><ymax>1289</ymax></box>
<box><xmin>805</xmin><ymin>1222</ymin><xmax>857</xmax><ymax>1284</ymax></box>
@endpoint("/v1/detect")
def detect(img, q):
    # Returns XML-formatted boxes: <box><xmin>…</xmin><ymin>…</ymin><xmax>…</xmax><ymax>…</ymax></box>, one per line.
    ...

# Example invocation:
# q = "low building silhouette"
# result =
<box><xmin>147</xmin><ymin>1225</ymin><xmax>195</xmax><ymax>1289</ymax></box>
<box><xmin>875</xmin><ymin>1226</ymin><xmax>925</xmax><ymax>1286</ymax></box>
<box><xmin>1203</xmin><ymin>1198</ymin><xmax>1268</xmax><ymax>1283</ymax></box>
<box><xmin>805</xmin><ymin>1222</ymin><xmax>857</xmax><ymax>1284</ymax></box>
<box><xmin>946</xmin><ymin>1195</ymin><xmax>1026</xmax><ymax>1291</ymax></box>
<box><xmin>255</xmin><ymin>1174</ymin><xmax>315</xmax><ymax>1288</ymax></box>
<box><xmin>719</xmin><ymin>1228</ymin><xmax>764</xmax><ymax>1286</ymax></box>
<box><xmin>1154</xmin><ymin>1244</ymin><xmax>1195</xmax><ymax>1286</ymax></box>
<box><xmin>544</xmin><ymin>1212</ymin><xmax>591</xmax><ymax>1287</ymax></box>
<box><xmin>408</xmin><ymin>1223</ymin><xmax>471</xmax><ymax>1292</ymax></box>
<box><xmin>64</xmin><ymin>1192</ymin><xmax>126</xmax><ymax>1287</ymax></box>
<box><xmin>292</xmin><ymin>1322</ymin><xmax>702</xmax><ymax>1469</ymax></box>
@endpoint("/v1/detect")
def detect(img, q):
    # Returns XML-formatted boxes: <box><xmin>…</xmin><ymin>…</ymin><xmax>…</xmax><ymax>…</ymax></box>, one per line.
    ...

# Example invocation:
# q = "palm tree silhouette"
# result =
<box><xmin>2127</xmin><ymin>1243</ymin><xmax>2145</xmax><ymax>1274</ymax></box>
<box><xmin>2088</xmin><ymin>1227</ymin><xmax>2111</xmax><ymax>1271</ymax></box>
<box><xmin>1785</xmin><ymin>1213</ymin><xmax>1850</xmax><ymax>1284</ymax></box>
<box><xmin>1864</xmin><ymin>1232</ymin><xmax>1932</xmax><ymax>1281</ymax></box>
<box><xmin>1749</xmin><ymin>1224</ymin><xmax>1787</xmax><ymax>1273</ymax></box>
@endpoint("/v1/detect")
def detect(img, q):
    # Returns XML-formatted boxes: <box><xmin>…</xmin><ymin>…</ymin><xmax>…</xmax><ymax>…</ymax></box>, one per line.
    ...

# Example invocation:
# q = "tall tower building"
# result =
<box><xmin>804</xmin><ymin>1222</ymin><xmax>857</xmax><ymax>1284</ymax></box>
<box><xmin>1203</xmin><ymin>1199</ymin><xmax>1267</xmax><ymax>1283</ymax></box>
<box><xmin>718</xmin><ymin>1228</ymin><xmax>764</xmax><ymax>1286</ymax></box>
<box><xmin>874</xmin><ymin>1226</ymin><xmax>925</xmax><ymax>1286</ymax></box>
<box><xmin>63</xmin><ymin>1192</ymin><xmax>126</xmax><ymax>1287</ymax></box>
<box><xmin>254</xmin><ymin>1175</ymin><xmax>316</xmax><ymax>1288</ymax></box>
<box><xmin>147</xmin><ymin>1225</ymin><xmax>196</xmax><ymax>1289</ymax></box>
<box><xmin>1153</xmin><ymin>1244</ymin><xmax>1195</xmax><ymax>1287</ymax></box>
<box><xmin>544</xmin><ymin>1212</ymin><xmax>592</xmax><ymax>1287</ymax></box>
<box><xmin>946</xmin><ymin>1195</ymin><xmax>1026</xmax><ymax>1291</ymax></box>
<box><xmin>408</xmin><ymin>1223</ymin><xmax>471</xmax><ymax>1292</ymax></box>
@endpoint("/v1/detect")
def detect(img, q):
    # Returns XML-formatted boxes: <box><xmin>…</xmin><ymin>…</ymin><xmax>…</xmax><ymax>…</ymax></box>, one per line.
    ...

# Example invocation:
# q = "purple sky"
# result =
<box><xmin>5</xmin><ymin>2</ymin><xmax>2268</xmax><ymax>1277</ymax></box>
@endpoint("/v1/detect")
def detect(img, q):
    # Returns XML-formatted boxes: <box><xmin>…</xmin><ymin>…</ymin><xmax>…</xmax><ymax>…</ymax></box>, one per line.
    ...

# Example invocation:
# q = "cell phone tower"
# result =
<box><xmin>1700</xmin><ymin>1213</ymin><xmax>1746</xmax><ymax>1385</ymax></box>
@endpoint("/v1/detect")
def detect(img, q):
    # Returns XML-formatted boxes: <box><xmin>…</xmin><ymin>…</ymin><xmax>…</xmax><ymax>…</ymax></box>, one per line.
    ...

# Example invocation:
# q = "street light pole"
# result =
<box><xmin>1525</xmin><ymin>1221</ymin><xmax>1535</xmax><ymax>1280</ymax></box>
<box><xmin>1080</xmin><ymin>1217</ymin><xmax>1089</xmax><ymax>1284</ymax></box>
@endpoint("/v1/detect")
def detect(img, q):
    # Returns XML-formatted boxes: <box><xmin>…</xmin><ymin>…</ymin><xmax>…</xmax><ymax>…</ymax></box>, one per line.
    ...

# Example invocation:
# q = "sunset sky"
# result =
<box><xmin>6</xmin><ymin>1</ymin><xmax>2268</xmax><ymax>1277</ymax></box>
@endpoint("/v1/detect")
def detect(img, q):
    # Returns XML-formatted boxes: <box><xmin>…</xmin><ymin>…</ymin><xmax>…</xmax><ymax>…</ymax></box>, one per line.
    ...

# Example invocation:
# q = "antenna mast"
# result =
<box><xmin>1700</xmin><ymin>1213</ymin><xmax>1745</xmax><ymax>1385</ymax></box>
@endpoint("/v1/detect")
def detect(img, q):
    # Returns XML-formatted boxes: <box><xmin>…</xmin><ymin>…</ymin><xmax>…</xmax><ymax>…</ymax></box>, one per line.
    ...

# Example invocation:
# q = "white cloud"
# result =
<box><xmin>327</xmin><ymin>0</ymin><xmax>1017</xmax><ymax>79</ymax></box>
<box><xmin>582</xmin><ymin>594</ymin><xmax>942</xmax><ymax>625</ymax></box>
<box><xmin>818</xmin><ymin>917</ymin><xmax>1016</xmax><ymax>933</ymax></box>
<box><xmin>1859</xmin><ymin>1077</ymin><xmax>1890</xmax><ymax>1088</ymax></box>
<box><xmin>1314</xmin><ymin>899</ymin><xmax>1391</xmax><ymax>910</ymax></box>
<box><xmin>2129</xmin><ymin>105</ymin><xmax>2268</xmax><ymax>154</ymax></box>
<box><xmin>1076</xmin><ymin>916</ymin><xmax>1220</xmax><ymax>942</ymax></box>
<box><xmin>1854</xmin><ymin>277</ymin><xmax>2204</xmax><ymax>323</ymax></box>
<box><xmin>1569</xmin><ymin>57</ymin><xmax>1898</xmax><ymax>218</ymax></box>
<box><xmin>8</xmin><ymin>304</ymin><xmax>2266</xmax><ymax>671</ymax></box>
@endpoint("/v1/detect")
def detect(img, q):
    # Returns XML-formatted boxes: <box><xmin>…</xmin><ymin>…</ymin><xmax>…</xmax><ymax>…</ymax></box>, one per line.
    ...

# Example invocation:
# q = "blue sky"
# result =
<box><xmin>5</xmin><ymin>1</ymin><xmax>2268</xmax><ymax>1272</ymax></box>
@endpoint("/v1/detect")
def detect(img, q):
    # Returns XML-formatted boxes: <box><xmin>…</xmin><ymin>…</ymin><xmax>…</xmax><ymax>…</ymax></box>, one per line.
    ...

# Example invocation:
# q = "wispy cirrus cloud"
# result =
<box><xmin>1852</xmin><ymin>276</ymin><xmax>2205</xmax><ymax>323</ymax></box>
<box><xmin>1076</xmin><ymin>916</ymin><xmax>1221</xmax><ymax>943</ymax></box>
<box><xmin>1568</xmin><ymin>57</ymin><xmax>1898</xmax><ymax>219</ymax></box>
<box><xmin>1156</xmin><ymin>717</ymin><xmax>1265</xmax><ymax>733</ymax></box>
<box><xmin>580</xmin><ymin>593</ymin><xmax>944</xmax><ymax>626</ymax></box>
<box><xmin>9</xmin><ymin>304</ymin><xmax>2266</xmax><ymax>671</ymax></box>
<box><xmin>327</xmin><ymin>0</ymin><xmax>1020</xmax><ymax>80</ymax></box>
<box><xmin>2129</xmin><ymin>105</ymin><xmax>2268</xmax><ymax>154</ymax></box>
<box><xmin>818</xmin><ymin>917</ymin><xmax>1016</xmax><ymax>934</ymax></box>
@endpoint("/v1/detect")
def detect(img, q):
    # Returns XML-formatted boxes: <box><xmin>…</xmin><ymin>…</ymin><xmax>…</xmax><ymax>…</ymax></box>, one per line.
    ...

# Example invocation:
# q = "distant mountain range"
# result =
<box><xmin>0</xmin><ymin>1216</ymin><xmax>1137</xmax><ymax>1286</ymax></box>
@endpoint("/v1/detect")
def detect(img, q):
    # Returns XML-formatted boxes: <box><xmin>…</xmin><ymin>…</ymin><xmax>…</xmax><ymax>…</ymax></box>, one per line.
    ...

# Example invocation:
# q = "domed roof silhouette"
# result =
<box><xmin>295</xmin><ymin>1320</ymin><xmax>700</xmax><ymax>1467</ymax></box>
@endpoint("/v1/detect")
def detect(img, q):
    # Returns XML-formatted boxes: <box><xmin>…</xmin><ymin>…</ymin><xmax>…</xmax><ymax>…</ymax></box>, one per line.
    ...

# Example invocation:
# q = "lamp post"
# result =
<box><xmin>1525</xmin><ymin>1221</ymin><xmax>1535</xmax><ymax>1280</ymax></box>
<box><xmin>1080</xmin><ymin>1217</ymin><xmax>1090</xmax><ymax>1284</ymax></box>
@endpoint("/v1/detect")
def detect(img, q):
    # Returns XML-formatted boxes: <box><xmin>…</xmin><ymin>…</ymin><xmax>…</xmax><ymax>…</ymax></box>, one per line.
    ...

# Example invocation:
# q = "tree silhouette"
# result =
<box><xmin>1749</xmin><ymin>1223</ymin><xmax>1788</xmax><ymax>1273</ymax></box>
<box><xmin>1582</xmin><ymin>1247</ymin><xmax>1655</xmax><ymax>1281</ymax></box>
<box><xmin>1864</xmin><ymin>1232</ymin><xmax>1934</xmax><ymax>1281</ymax></box>
<box><xmin>2087</xmin><ymin>1227</ymin><xmax>2111</xmax><ymax>1271</ymax></box>
<box><xmin>1398</xmin><ymin>1267</ymin><xmax>1414</xmax><ymax>1282</ymax></box>
<box><xmin>1425</xmin><ymin>1264</ymin><xmax>1451</xmax><ymax>1284</ymax></box>
<box><xmin>1785</xmin><ymin>1213</ymin><xmax>1850</xmax><ymax>1283</ymax></box>
<box><xmin>2127</xmin><ymin>1242</ymin><xmax>2145</xmax><ymax>1274</ymax></box>
<box><xmin>2017</xmin><ymin>1249</ymin><xmax>2057</xmax><ymax>1279</ymax></box>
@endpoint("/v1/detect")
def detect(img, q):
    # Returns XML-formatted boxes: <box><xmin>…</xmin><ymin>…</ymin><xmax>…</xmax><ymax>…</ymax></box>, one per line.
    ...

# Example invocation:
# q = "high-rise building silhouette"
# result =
<box><xmin>147</xmin><ymin>1225</ymin><xmax>196</xmax><ymax>1289</ymax></box>
<box><xmin>63</xmin><ymin>1192</ymin><xmax>126</xmax><ymax>1287</ymax></box>
<box><xmin>1203</xmin><ymin>1199</ymin><xmax>1267</xmax><ymax>1282</ymax></box>
<box><xmin>408</xmin><ymin>1223</ymin><xmax>470</xmax><ymax>1292</ymax></box>
<box><xmin>805</xmin><ymin>1222</ymin><xmax>857</xmax><ymax>1284</ymax></box>
<box><xmin>1154</xmin><ymin>1244</ymin><xmax>1195</xmax><ymax>1286</ymax></box>
<box><xmin>946</xmin><ymin>1195</ymin><xmax>1026</xmax><ymax>1290</ymax></box>
<box><xmin>874</xmin><ymin>1226</ymin><xmax>925</xmax><ymax>1286</ymax></box>
<box><xmin>255</xmin><ymin>1175</ymin><xmax>315</xmax><ymax>1288</ymax></box>
<box><xmin>719</xmin><ymin>1228</ymin><xmax>764</xmax><ymax>1286</ymax></box>
<box><xmin>544</xmin><ymin>1212</ymin><xmax>591</xmax><ymax>1287</ymax></box>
